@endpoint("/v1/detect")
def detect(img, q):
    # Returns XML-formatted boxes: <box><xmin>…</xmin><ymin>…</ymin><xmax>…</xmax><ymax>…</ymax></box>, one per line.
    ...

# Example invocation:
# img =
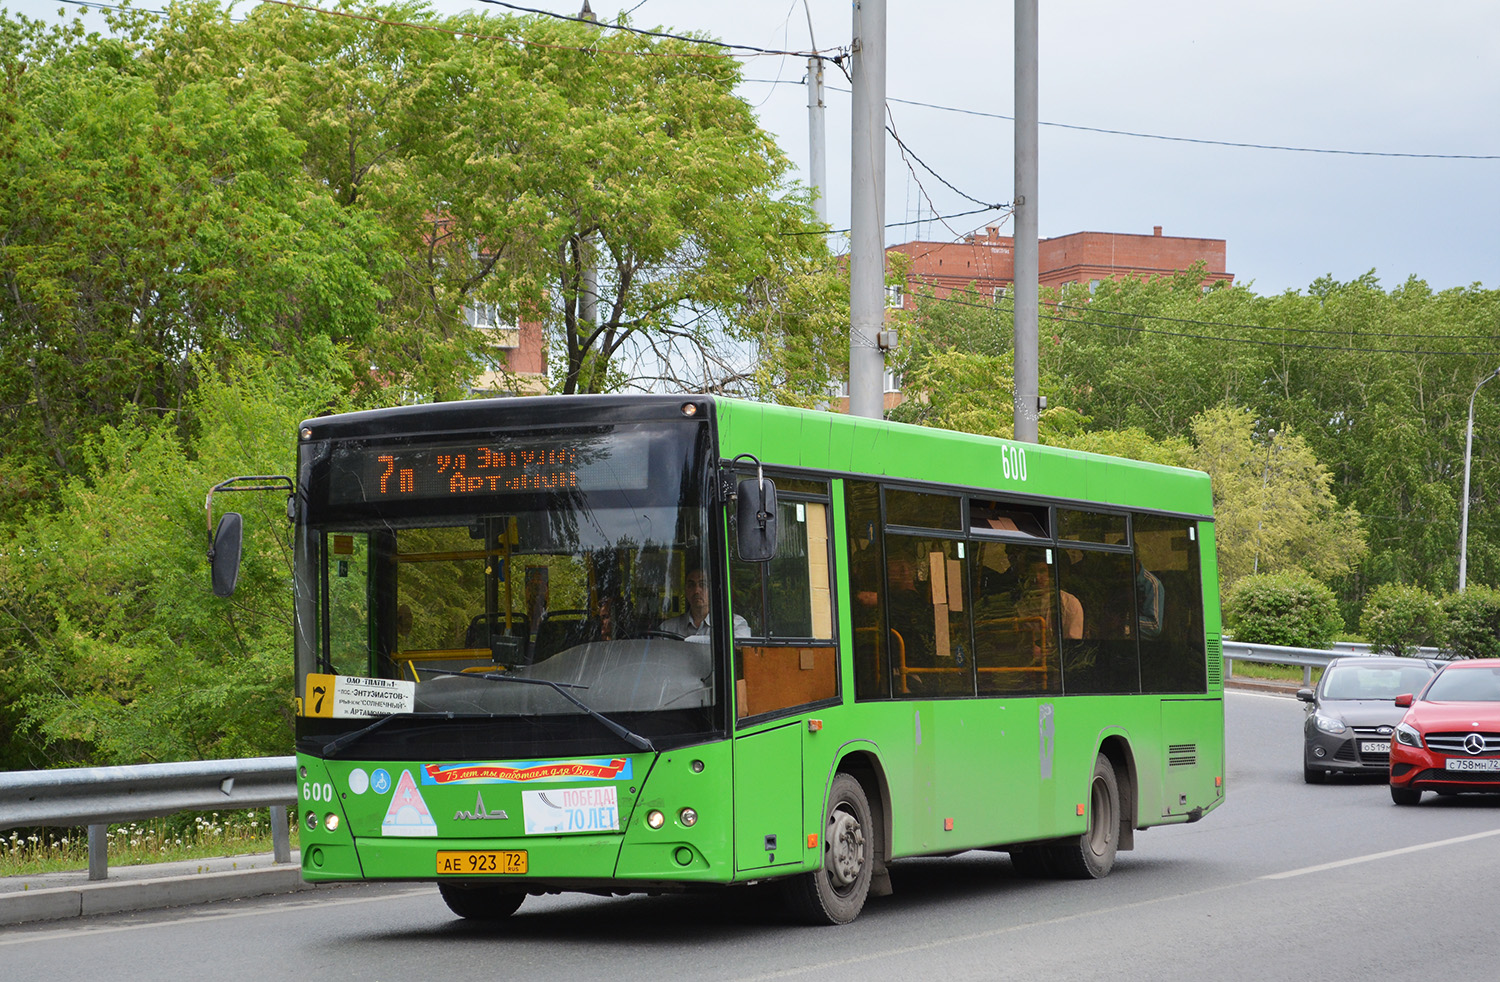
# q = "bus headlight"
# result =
<box><xmin>324</xmin><ymin>813</ymin><xmax>340</xmax><ymax>832</ymax></box>
<box><xmin>305</xmin><ymin>810</ymin><xmax>320</xmax><ymax>830</ymax></box>
<box><xmin>646</xmin><ymin>810</ymin><xmax>665</xmax><ymax>829</ymax></box>
<box><xmin>679</xmin><ymin>808</ymin><xmax>698</xmax><ymax>827</ymax></box>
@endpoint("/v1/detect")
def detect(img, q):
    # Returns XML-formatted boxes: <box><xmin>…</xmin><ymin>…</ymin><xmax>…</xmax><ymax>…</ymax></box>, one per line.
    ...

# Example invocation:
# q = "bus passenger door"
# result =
<box><xmin>732</xmin><ymin>720</ymin><xmax>804</xmax><ymax>873</ymax></box>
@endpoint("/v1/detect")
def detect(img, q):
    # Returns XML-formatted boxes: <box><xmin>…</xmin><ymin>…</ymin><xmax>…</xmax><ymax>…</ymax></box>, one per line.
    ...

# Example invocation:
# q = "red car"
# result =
<box><xmin>1390</xmin><ymin>660</ymin><xmax>1500</xmax><ymax>805</ymax></box>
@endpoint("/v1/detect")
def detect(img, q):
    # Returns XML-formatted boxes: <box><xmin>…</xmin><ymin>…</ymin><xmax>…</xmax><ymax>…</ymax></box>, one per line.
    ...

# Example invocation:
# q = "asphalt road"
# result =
<box><xmin>6</xmin><ymin>690</ymin><xmax>1499</xmax><ymax>981</ymax></box>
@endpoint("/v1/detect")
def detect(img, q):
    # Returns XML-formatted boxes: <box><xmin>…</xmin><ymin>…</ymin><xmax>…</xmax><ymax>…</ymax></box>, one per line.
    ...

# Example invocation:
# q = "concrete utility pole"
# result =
<box><xmin>804</xmin><ymin>4</ymin><xmax>827</xmax><ymax>227</ymax></box>
<box><xmin>848</xmin><ymin>0</ymin><xmax>887</xmax><ymax>419</ymax></box>
<box><xmin>1012</xmin><ymin>0</ymin><xmax>1040</xmax><ymax>443</ymax></box>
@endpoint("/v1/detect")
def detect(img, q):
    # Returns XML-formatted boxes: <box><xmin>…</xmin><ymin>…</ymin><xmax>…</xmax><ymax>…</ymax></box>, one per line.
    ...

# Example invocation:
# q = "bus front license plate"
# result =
<box><xmin>436</xmin><ymin>850</ymin><xmax>528</xmax><ymax>875</ymax></box>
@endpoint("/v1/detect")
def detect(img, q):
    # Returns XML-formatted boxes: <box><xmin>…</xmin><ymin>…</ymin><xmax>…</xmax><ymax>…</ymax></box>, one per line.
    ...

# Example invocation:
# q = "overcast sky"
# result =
<box><xmin>8</xmin><ymin>0</ymin><xmax>1498</xmax><ymax>296</ymax></box>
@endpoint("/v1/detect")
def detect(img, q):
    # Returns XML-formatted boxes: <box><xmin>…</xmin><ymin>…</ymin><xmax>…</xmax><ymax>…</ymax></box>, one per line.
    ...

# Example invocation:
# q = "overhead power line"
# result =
<box><xmin>742</xmin><ymin>78</ymin><xmax>1499</xmax><ymax>161</ymax></box>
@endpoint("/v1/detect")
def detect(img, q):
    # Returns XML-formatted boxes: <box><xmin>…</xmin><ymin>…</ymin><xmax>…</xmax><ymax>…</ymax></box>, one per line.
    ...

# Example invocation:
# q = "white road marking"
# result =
<box><xmin>1262</xmin><ymin>826</ymin><xmax>1500</xmax><ymax>879</ymax></box>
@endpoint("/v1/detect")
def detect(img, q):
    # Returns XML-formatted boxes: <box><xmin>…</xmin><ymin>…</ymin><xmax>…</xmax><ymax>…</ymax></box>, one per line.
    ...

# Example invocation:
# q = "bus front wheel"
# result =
<box><xmin>437</xmin><ymin>882</ymin><xmax>526</xmax><ymax>920</ymax></box>
<box><xmin>1049</xmin><ymin>753</ymin><xmax>1120</xmax><ymax>880</ymax></box>
<box><xmin>786</xmin><ymin>772</ymin><xmax>875</xmax><ymax>925</ymax></box>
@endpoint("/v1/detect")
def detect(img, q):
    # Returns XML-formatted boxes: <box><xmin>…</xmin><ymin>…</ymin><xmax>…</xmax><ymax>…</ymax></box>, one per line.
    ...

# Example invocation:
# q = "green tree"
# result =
<box><xmin>0</xmin><ymin>366</ymin><xmax>334</xmax><ymax>766</ymax></box>
<box><xmin>1188</xmin><ymin>405</ymin><xmax>1365</xmax><ymax>592</ymax></box>
<box><xmin>0</xmin><ymin>6</ymin><xmax>392</xmax><ymax>511</ymax></box>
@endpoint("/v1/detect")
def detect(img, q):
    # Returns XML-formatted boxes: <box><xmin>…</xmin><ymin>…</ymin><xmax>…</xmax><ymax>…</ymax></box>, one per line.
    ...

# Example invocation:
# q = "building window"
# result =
<box><xmin>885</xmin><ymin>283</ymin><xmax>904</xmax><ymax>308</ymax></box>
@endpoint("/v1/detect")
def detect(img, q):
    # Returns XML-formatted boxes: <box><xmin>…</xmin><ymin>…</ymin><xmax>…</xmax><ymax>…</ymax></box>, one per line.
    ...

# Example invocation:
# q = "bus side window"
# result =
<box><xmin>1135</xmin><ymin>516</ymin><xmax>1207</xmax><ymax>693</ymax></box>
<box><xmin>733</xmin><ymin>499</ymin><xmax>837</xmax><ymax>719</ymax></box>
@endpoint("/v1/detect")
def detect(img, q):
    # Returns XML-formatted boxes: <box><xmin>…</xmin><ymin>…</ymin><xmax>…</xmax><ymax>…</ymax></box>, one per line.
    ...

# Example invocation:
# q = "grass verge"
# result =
<box><xmin>1</xmin><ymin>808</ymin><xmax>298</xmax><ymax>877</ymax></box>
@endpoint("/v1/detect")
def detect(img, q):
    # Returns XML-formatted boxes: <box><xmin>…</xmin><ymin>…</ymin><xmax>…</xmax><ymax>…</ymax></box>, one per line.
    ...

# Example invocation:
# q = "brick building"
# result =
<box><xmin>468</xmin><ymin>303</ymin><xmax>548</xmax><ymax>395</ymax></box>
<box><xmin>886</xmin><ymin>225</ymin><xmax>1232</xmax><ymax>305</ymax></box>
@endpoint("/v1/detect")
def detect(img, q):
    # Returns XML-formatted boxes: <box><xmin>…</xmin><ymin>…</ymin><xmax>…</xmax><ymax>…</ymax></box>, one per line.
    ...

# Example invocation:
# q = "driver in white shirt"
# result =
<box><xmin>661</xmin><ymin>565</ymin><xmax>751</xmax><ymax>641</ymax></box>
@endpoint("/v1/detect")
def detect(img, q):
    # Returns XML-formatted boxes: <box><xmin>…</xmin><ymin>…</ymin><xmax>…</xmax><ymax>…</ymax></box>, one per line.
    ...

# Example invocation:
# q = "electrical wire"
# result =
<box><xmin>741</xmin><ymin>78</ymin><xmax>1499</xmax><ymax>161</ymax></box>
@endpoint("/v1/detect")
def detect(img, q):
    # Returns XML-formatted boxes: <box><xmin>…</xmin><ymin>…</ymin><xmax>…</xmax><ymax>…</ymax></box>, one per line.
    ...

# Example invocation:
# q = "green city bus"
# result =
<box><xmin>217</xmin><ymin>394</ymin><xmax>1224</xmax><ymax>925</ymax></box>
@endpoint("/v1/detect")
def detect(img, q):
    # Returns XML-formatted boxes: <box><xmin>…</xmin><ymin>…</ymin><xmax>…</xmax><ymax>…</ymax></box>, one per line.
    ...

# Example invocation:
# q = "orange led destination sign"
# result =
<box><xmin>378</xmin><ymin>447</ymin><xmax>580</xmax><ymax>496</ymax></box>
<box><xmin>326</xmin><ymin>434</ymin><xmax>650</xmax><ymax>504</ymax></box>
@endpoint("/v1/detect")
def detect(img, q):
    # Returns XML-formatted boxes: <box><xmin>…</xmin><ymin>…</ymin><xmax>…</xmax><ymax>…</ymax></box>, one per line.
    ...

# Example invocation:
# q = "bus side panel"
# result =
<box><xmin>1161</xmin><ymin>698</ymin><xmax>1226</xmax><ymax>819</ymax></box>
<box><xmin>927</xmin><ymin>700</ymin><xmax>1034</xmax><ymax>853</ymax></box>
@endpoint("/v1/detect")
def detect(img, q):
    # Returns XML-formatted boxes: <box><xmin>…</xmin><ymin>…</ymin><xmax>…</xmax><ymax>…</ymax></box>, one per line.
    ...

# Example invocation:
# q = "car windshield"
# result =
<box><xmin>1322</xmin><ymin>664</ymin><xmax>1435</xmax><ymax>701</ymax></box>
<box><xmin>1424</xmin><ymin>665</ymin><xmax>1500</xmax><ymax>702</ymax></box>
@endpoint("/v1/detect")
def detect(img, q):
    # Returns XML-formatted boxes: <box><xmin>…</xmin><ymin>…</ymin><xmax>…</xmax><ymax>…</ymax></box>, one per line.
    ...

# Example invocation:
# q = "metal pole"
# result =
<box><xmin>1012</xmin><ymin>0</ymin><xmax>1039</xmax><ymax>443</ymax></box>
<box><xmin>848</xmin><ymin>0</ymin><xmax>887</xmax><ymax>419</ymax></box>
<box><xmin>1459</xmin><ymin>367</ymin><xmax>1500</xmax><ymax>591</ymax></box>
<box><xmin>270</xmin><ymin>804</ymin><xmax>292</xmax><ymax>865</ymax></box>
<box><xmin>88</xmin><ymin>823</ymin><xmax>108</xmax><ymax>880</ymax></box>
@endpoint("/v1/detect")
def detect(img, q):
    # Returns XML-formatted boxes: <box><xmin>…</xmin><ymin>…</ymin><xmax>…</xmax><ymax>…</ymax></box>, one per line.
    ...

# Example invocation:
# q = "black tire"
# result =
<box><xmin>1390</xmin><ymin>784</ymin><xmax>1423</xmax><ymax>806</ymax></box>
<box><xmin>785</xmin><ymin>772</ymin><xmax>875</xmax><ymax>925</ymax></box>
<box><xmin>1008</xmin><ymin>845</ymin><xmax>1054</xmax><ymax>878</ymax></box>
<box><xmin>1303</xmin><ymin>764</ymin><xmax>1328</xmax><ymax>785</ymax></box>
<box><xmin>437</xmin><ymin>882</ymin><xmax>526</xmax><ymax>920</ymax></box>
<box><xmin>1048</xmin><ymin>753</ymin><xmax>1120</xmax><ymax>879</ymax></box>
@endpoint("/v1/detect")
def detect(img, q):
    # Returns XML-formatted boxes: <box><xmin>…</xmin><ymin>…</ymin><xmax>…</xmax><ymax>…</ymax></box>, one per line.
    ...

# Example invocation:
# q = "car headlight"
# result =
<box><xmin>1313</xmin><ymin>713</ymin><xmax>1347</xmax><ymax>735</ymax></box>
<box><xmin>1395</xmin><ymin>722</ymin><xmax>1423</xmax><ymax>748</ymax></box>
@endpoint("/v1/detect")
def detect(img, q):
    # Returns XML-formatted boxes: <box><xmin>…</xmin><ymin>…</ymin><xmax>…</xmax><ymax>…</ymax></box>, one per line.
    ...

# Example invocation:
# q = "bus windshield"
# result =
<box><xmin>293</xmin><ymin>418</ymin><xmax>721</xmax><ymax>748</ymax></box>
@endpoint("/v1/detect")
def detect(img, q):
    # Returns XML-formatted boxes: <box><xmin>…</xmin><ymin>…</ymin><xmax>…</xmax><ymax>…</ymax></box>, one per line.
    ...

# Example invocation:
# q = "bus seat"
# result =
<box><xmin>533</xmin><ymin>609</ymin><xmax>590</xmax><ymax>663</ymax></box>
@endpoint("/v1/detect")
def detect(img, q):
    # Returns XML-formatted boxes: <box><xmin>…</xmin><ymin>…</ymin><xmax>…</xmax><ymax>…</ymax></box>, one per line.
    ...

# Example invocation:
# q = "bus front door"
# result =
<box><xmin>731</xmin><ymin>721</ymin><xmax>805</xmax><ymax>874</ymax></box>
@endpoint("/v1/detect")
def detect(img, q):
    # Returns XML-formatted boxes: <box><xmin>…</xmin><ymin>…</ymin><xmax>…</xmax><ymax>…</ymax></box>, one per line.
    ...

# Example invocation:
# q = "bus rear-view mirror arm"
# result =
<box><xmin>205</xmin><ymin>475</ymin><xmax>294</xmax><ymax>598</ymax></box>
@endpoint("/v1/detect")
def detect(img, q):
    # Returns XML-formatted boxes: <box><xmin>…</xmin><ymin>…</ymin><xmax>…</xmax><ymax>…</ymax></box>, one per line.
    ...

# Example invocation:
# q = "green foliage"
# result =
<box><xmin>1224</xmin><ymin>571</ymin><xmax>1344</xmax><ymax>649</ymax></box>
<box><xmin>1188</xmin><ymin>406</ymin><xmax>1366</xmax><ymax>592</ymax></box>
<box><xmin>1360</xmin><ymin>582</ymin><xmax>1442</xmax><ymax>655</ymax></box>
<box><xmin>0</xmin><ymin>367</ymin><xmax>341</xmax><ymax>766</ymax></box>
<box><xmin>1439</xmin><ymin>586</ymin><xmax>1500</xmax><ymax>659</ymax></box>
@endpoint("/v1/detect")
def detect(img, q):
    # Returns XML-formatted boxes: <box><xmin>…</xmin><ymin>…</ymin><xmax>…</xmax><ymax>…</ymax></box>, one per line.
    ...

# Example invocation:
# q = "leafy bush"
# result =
<box><xmin>1440</xmin><ymin>586</ymin><xmax>1500</xmax><ymax>659</ymax></box>
<box><xmin>1224</xmin><ymin>571</ymin><xmax>1343</xmax><ymax>649</ymax></box>
<box><xmin>1360</xmin><ymin>582</ymin><xmax>1441</xmax><ymax>656</ymax></box>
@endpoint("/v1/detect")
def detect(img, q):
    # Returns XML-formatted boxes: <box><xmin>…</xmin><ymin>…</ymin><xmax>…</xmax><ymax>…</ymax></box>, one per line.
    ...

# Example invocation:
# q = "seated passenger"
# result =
<box><xmin>661</xmin><ymin>565</ymin><xmax>751</xmax><ymax>641</ymax></box>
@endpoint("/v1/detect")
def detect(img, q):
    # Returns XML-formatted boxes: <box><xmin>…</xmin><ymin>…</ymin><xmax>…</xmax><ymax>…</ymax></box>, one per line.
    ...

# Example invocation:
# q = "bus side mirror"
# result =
<box><xmin>736</xmin><ymin>477</ymin><xmax>778</xmax><ymax>562</ymax></box>
<box><xmin>209</xmin><ymin>513</ymin><xmax>244</xmax><ymax>598</ymax></box>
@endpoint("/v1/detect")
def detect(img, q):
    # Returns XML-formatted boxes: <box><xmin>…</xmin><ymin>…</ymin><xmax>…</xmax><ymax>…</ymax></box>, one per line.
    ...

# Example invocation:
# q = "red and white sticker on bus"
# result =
<box><xmin>521</xmin><ymin>786</ymin><xmax>620</xmax><ymax>835</ymax></box>
<box><xmin>422</xmin><ymin>758</ymin><xmax>633</xmax><ymax>785</ymax></box>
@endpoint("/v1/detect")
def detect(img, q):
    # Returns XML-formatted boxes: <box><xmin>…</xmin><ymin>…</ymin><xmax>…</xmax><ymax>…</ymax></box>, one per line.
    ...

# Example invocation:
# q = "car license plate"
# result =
<box><xmin>1360</xmin><ymin>741</ymin><xmax>1390</xmax><ymax>754</ymax></box>
<box><xmin>1445</xmin><ymin>758</ymin><xmax>1500</xmax><ymax>772</ymax></box>
<box><xmin>436</xmin><ymin>850</ymin><xmax>527</xmax><ymax>875</ymax></box>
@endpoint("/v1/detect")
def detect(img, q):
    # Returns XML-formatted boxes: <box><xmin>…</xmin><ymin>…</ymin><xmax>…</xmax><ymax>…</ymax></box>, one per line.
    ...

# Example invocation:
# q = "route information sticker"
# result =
<box><xmin>304</xmin><ymin>674</ymin><xmax>416</xmax><ymax>718</ymax></box>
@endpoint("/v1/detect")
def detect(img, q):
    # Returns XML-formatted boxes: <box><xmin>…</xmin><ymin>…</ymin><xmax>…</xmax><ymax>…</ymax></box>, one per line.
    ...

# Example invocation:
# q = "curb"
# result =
<box><xmin>0</xmin><ymin>857</ymin><xmax>328</xmax><ymax>928</ymax></box>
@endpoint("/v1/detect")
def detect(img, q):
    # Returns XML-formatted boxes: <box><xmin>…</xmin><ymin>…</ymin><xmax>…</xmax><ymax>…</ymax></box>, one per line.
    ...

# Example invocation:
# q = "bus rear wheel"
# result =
<box><xmin>1048</xmin><ymin>753</ymin><xmax>1120</xmax><ymax>880</ymax></box>
<box><xmin>786</xmin><ymin>772</ymin><xmax>875</xmax><ymax>925</ymax></box>
<box><xmin>437</xmin><ymin>882</ymin><xmax>526</xmax><ymax>920</ymax></box>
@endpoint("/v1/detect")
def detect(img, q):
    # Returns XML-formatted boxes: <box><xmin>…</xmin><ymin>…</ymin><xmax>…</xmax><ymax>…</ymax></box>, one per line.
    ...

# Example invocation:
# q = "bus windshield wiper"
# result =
<box><xmin>416</xmin><ymin>667</ymin><xmax>656</xmax><ymax>753</ymax></box>
<box><xmin>322</xmin><ymin>712</ymin><xmax>403</xmax><ymax>757</ymax></box>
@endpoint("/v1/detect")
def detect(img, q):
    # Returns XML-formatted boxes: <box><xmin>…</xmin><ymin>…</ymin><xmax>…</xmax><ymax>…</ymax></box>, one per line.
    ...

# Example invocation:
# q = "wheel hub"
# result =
<box><xmin>827</xmin><ymin>807</ymin><xmax>865</xmax><ymax>888</ymax></box>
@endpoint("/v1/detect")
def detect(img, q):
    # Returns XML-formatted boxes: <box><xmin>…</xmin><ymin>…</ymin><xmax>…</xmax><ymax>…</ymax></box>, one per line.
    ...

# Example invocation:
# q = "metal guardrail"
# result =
<box><xmin>0</xmin><ymin>756</ymin><xmax>297</xmax><ymax>881</ymax></box>
<box><xmin>1224</xmin><ymin>639</ymin><xmax>1446</xmax><ymax>687</ymax></box>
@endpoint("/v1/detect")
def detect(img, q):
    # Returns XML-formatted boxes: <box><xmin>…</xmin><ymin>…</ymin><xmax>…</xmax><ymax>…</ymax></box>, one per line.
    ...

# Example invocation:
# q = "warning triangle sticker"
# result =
<box><xmin>382</xmin><ymin>769</ymin><xmax>439</xmax><ymax>837</ymax></box>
